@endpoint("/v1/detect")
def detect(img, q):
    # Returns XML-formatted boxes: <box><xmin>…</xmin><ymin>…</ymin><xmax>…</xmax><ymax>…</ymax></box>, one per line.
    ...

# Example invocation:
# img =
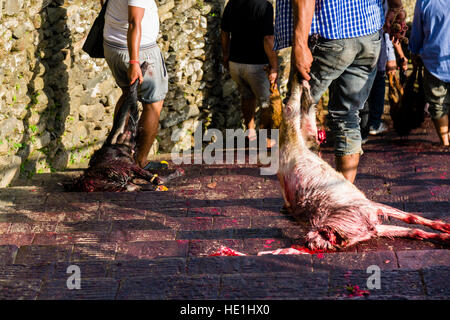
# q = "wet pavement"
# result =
<box><xmin>0</xmin><ymin>117</ymin><xmax>448</xmax><ymax>300</ymax></box>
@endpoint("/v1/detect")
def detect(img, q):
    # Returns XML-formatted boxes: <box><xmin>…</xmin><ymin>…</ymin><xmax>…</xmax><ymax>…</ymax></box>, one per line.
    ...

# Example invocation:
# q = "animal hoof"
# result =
<box><xmin>126</xmin><ymin>184</ymin><xmax>141</xmax><ymax>192</ymax></box>
<box><xmin>281</xmin><ymin>204</ymin><xmax>293</xmax><ymax>214</ymax></box>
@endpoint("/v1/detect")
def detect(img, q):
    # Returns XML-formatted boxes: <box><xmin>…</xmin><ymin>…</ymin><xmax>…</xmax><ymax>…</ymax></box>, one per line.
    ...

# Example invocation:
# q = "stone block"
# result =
<box><xmin>220</xmin><ymin>272</ymin><xmax>329</xmax><ymax>299</ymax></box>
<box><xmin>0</xmin><ymin>155</ymin><xmax>21</xmax><ymax>188</ymax></box>
<box><xmin>396</xmin><ymin>250</ymin><xmax>450</xmax><ymax>269</ymax></box>
<box><xmin>0</xmin><ymin>279</ymin><xmax>41</xmax><ymax>300</ymax></box>
<box><xmin>4</xmin><ymin>0</ymin><xmax>23</xmax><ymax>16</ymax></box>
<box><xmin>39</xmin><ymin>279</ymin><xmax>120</xmax><ymax>300</ymax></box>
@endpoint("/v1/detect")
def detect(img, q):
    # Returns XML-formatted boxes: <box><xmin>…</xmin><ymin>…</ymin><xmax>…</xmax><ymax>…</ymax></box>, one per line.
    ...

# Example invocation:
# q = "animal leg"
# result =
<box><xmin>116</xmin><ymin>130</ymin><xmax>133</xmax><ymax>147</ymax></box>
<box><xmin>132</xmin><ymin>165</ymin><xmax>157</xmax><ymax>182</ymax></box>
<box><xmin>388</xmin><ymin>73</ymin><xmax>400</xmax><ymax>104</ymax></box>
<box><xmin>299</xmin><ymin>81</ymin><xmax>320</xmax><ymax>153</ymax></box>
<box><xmin>344</xmin><ymin>234</ymin><xmax>376</xmax><ymax>248</ymax></box>
<box><xmin>376</xmin><ymin>225</ymin><xmax>450</xmax><ymax>243</ymax></box>
<box><xmin>378</xmin><ymin>205</ymin><xmax>450</xmax><ymax>233</ymax></box>
<box><xmin>126</xmin><ymin>182</ymin><xmax>141</xmax><ymax>192</ymax></box>
<box><xmin>158</xmin><ymin>168</ymin><xmax>185</xmax><ymax>184</ymax></box>
<box><xmin>277</xmin><ymin>173</ymin><xmax>291</xmax><ymax>211</ymax></box>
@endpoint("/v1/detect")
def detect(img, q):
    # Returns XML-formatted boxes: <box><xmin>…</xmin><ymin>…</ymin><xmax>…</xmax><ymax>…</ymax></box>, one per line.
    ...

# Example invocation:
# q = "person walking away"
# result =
<box><xmin>409</xmin><ymin>0</ymin><xmax>450</xmax><ymax>146</ymax></box>
<box><xmin>274</xmin><ymin>0</ymin><xmax>406</xmax><ymax>183</ymax></box>
<box><xmin>221</xmin><ymin>0</ymin><xmax>279</xmax><ymax>143</ymax></box>
<box><xmin>360</xmin><ymin>32</ymin><xmax>398</xmax><ymax>143</ymax></box>
<box><xmin>103</xmin><ymin>0</ymin><xmax>168</xmax><ymax>168</ymax></box>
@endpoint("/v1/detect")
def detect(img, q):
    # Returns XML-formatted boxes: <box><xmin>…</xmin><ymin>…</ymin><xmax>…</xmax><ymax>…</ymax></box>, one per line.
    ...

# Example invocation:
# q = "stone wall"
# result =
<box><xmin>0</xmin><ymin>0</ymin><xmax>241</xmax><ymax>187</ymax></box>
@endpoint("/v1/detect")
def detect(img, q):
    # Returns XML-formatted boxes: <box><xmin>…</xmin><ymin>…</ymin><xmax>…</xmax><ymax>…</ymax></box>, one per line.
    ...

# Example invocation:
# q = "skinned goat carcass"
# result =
<box><xmin>65</xmin><ymin>62</ymin><xmax>183</xmax><ymax>192</ymax></box>
<box><xmin>278</xmin><ymin>74</ymin><xmax>449</xmax><ymax>250</ymax></box>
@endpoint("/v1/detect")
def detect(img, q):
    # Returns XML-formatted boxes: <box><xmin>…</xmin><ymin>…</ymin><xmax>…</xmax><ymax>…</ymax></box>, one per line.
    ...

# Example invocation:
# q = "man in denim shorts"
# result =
<box><xmin>274</xmin><ymin>0</ymin><xmax>405</xmax><ymax>183</ymax></box>
<box><xmin>103</xmin><ymin>0</ymin><xmax>168</xmax><ymax>168</ymax></box>
<box><xmin>221</xmin><ymin>0</ymin><xmax>278</xmax><ymax>142</ymax></box>
<box><xmin>410</xmin><ymin>0</ymin><xmax>450</xmax><ymax>147</ymax></box>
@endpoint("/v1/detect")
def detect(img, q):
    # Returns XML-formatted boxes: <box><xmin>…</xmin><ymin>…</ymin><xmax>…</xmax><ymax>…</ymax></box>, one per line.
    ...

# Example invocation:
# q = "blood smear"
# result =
<box><xmin>344</xmin><ymin>284</ymin><xmax>370</xmax><ymax>298</ymax></box>
<box><xmin>258</xmin><ymin>248</ymin><xmax>309</xmax><ymax>255</ymax></box>
<box><xmin>209</xmin><ymin>245</ymin><xmax>329</xmax><ymax>257</ymax></box>
<box><xmin>318</xmin><ymin>129</ymin><xmax>327</xmax><ymax>144</ymax></box>
<box><xmin>209</xmin><ymin>246</ymin><xmax>246</xmax><ymax>256</ymax></box>
<box><xmin>258</xmin><ymin>246</ymin><xmax>327</xmax><ymax>256</ymax></box>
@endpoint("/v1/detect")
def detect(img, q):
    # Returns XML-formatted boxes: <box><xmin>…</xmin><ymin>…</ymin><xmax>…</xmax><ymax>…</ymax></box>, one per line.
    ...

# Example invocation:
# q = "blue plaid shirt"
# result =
<box><xmin>274</xmin><ymin>0</ymin><xmax>385</xmax><ymax>50</ymax></box>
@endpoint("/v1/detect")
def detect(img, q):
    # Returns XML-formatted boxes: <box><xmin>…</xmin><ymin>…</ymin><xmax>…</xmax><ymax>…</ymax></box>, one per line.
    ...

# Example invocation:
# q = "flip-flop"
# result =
<box><xmin>143</xmin><ymin>160</ymin><xmax>169</xmax><ymax>171</ymax></box>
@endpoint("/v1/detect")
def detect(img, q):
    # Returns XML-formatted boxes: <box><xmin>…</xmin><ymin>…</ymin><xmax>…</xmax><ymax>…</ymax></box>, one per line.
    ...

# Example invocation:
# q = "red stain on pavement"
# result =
<box><xmin>290</xmin><ymin>244</ymin><xmax>328</xmax><ymax>255</ymax></box>
<box><xmin>344</xmin><ymin>284</ymin><xmax>370</xmax><ymax>298</ymax></box>
<box><xmin>263</xmin><ymin>239</ymin><xmax>275</xmax><ymax>248</ymax></box>
<box><xmin>209</xmin><ymin>246</ymin><xmax>246</xmax><ymax>256</ymax></box>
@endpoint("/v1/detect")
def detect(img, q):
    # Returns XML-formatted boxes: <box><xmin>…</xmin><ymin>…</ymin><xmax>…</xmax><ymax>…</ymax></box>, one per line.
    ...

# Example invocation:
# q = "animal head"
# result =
<box><xmin>305</xmin><ymin>227</ymin><xmax>345</xmax><ymax>251</ymax></box>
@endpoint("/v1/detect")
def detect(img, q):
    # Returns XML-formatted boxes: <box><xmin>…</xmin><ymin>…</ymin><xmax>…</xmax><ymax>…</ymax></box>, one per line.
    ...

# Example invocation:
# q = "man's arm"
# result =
<box><xmin>263</xmin><ymin>35</ymin><xmax>278</xmax><ymax>84</ymax></box>
<box><xmin>385</xmin><ymin>34</ymin><xmax>398</xmax><ymax>75</ymax></box>
<box><xmin>221</xmin><ymin>30</ymin><xmax>231</xmax><ymax>70</ymax></box>
<box><xmin>292</xmin><ymin>0</ymin><xmax>316</xmax><ymax>81</ymax></box>
<box><xmin>392</xmin><ymin>41</ymin><xmax>408</xmax><ymax>71</ymax></box>
<box><xmin>386</xmin><ymin>0</ymin><xmax>403</xmax><ymax>10</ymax></box>
<box><xmin>128</xmin><ymin>6</ymin><xmax>145</xmax><ymax>85</ymax></box>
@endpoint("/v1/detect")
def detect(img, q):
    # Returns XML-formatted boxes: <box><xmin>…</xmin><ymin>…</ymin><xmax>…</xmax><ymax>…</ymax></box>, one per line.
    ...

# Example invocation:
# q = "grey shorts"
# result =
<box><xmin>103</xmin><ymin>41</ymin><xmax>168</xmax><ymax>104</ymax></box>
<box><xmin>423</xmin><ymin>67</ymin><xmax>449</xmax><ymax>120</ymax></box>
<box><xmin>229</xmin><ymin>61</ymin><xmax>270</xmax><ymax>108</ymax></box>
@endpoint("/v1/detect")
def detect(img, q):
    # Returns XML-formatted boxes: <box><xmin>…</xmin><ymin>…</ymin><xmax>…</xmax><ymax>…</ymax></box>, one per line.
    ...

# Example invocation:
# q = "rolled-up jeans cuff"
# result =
<box><xmin>335</xmin><ymin>150</ymin><xmax>364</xmax><ymax>156</ymax></box>
<box><xmin>334</xmin><ymin>133</ymin><xmax>364</xmax><ymax>156</ymax></box>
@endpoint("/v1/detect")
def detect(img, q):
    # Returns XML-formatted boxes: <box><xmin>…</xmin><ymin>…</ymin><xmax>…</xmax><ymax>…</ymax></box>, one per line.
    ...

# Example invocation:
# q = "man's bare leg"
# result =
<box><xmin>136</xmin><ymin>100</ymin><xmax>163</xmax><ymax>168</ymax></box>
<box><xmin>241</xmin><ymin>98</ymin><xmax>257</xmax><ymax>140</ymax></box>
<box><xmin>432</xmin><ymin>114</ymin><xmax>449</xmax><ymax>146</ymax></box>
<box><xmin>335</xmin><ymin>153</ymin><xmax>360</xmax><ymax>183</ymax></box>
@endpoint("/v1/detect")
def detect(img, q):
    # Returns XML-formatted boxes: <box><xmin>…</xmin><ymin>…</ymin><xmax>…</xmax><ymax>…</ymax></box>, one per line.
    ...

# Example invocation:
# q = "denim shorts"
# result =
<box><xmin>423</xmin><ymin>67</ymin><xmax>449</xmax><ymax>120</ymax></box>
<box><xmin>104</xmin><ymin>41</ymin><xmax>168</xmax><ymax>104</ymax></box>
<box><xmin>290</xmin><ymin>32</ymin><xmax>381</xmax><ymax>156</ymax></box>
<box><xmin>229</xmin><ymin>61</ymin><xmax>270</xmax><ymax>108</ymax></box>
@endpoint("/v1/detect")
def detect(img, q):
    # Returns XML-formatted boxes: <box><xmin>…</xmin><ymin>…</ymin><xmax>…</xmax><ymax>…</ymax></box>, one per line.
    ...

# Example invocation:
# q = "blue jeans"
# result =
<box><xmin>360</xmin><ymin>70</ymin><xmax>386</xmax><ymax>138</ymax></box>
<box><xmin>308</xmin><ymin>32</ymin><xmax>381</xmax><ymax>156</ymax></box>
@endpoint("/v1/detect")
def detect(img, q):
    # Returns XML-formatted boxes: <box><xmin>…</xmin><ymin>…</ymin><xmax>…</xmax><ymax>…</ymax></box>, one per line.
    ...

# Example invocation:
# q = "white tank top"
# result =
<box><xmin>104</xmin><ymin>0</ymin><xmax>159</xmax><ymax>47</ymax></box>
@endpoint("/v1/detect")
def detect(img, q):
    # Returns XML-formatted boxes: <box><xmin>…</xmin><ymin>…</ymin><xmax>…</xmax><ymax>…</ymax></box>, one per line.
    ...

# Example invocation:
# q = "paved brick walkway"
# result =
<box><xmin>0</xmin><ymin>117</ymin><xmax>448</xmax><ymax>299</ymax></box>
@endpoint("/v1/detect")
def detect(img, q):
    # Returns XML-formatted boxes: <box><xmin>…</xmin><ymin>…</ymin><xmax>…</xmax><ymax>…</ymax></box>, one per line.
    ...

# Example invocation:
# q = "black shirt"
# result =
<box><xmin>221</xmin><ymin>0</ymin><xmax>274</xmax><ymax>65</ymax></box>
